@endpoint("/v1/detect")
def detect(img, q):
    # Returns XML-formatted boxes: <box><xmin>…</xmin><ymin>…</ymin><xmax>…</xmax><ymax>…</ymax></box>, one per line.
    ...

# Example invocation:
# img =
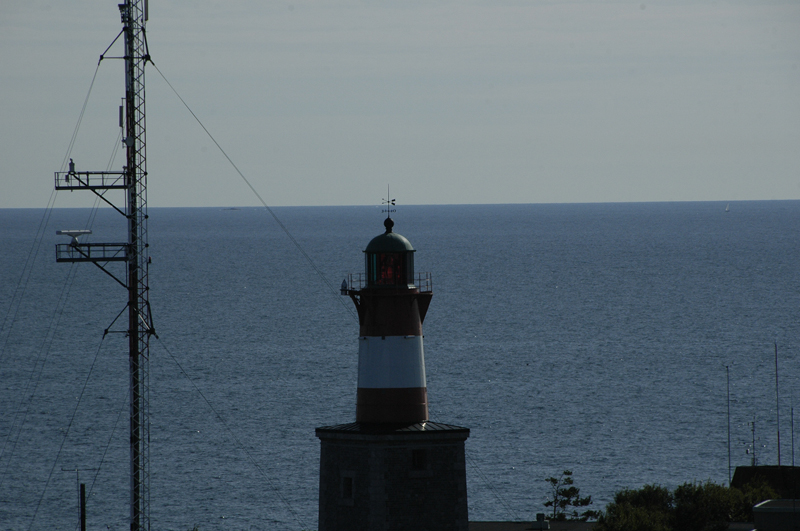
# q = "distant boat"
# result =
<box><xmin>725</xmin><ymin>203</ymin><xmax>730</xmax><ymax>212</ymax></box>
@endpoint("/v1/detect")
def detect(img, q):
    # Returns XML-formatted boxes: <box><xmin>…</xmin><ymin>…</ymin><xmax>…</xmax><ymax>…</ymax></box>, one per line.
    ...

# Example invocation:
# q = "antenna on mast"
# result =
<box><xmin>746</xmin><ymin>416</ymin><xmax>758</xmax><ymax>466</ymax></box>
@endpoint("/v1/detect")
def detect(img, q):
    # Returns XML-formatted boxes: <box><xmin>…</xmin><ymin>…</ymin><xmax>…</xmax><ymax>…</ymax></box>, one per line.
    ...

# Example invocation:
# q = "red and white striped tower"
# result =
<box><xmin>345</xmin><ymin>216</ymin><xmax>432</xmax><ymax>424</ymax></box>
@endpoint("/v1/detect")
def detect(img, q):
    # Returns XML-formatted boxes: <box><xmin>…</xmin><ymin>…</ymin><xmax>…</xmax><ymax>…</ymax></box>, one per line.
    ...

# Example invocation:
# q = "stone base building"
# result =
<box><xmin>316</xmin><ymin>422</ymin><xmax>469</xmax><ymax>531</ymax></box>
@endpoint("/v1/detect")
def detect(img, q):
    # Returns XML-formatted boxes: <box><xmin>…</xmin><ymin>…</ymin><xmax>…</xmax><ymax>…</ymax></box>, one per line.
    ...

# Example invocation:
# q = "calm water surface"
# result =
<box><xmin>1</xmin><ymin>201</ymin><xmax>799</xmax><ymax>530</ymax></box>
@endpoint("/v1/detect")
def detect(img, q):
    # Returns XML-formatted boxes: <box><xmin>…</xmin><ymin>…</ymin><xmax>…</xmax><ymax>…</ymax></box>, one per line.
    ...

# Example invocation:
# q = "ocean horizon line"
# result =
<box><xmin>3</xmin><ymin>198</ymin><xmax>799</xmax><ymax>211</ymax></box>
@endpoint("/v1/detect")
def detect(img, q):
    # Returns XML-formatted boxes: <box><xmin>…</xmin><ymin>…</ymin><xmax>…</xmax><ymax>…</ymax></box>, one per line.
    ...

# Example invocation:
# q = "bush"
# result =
<box><xmin>597</xmin><ymin>503</ymin><xmax>672</xmax><ymax>531</ymax></box>
<box><xmin>736</xmin><ymin>479</ymin><xmax>779</xmax><ymax>521</ymax></box>
<box><xmin>595</xmin><ymin>485</ymin><xmax>673</xmax><ymax>531</ymax></box>
<box><xmin>613</xmin><ymin>484</ymin><xmax>674</xmax><ymax>514</ymax></box>
<box><xmin>595</xmin><ymin>480</ymin><xmax>778</xmax><ymax>531</ymax></box>
<box><xmin>673</xmin><ymin>482</ymin><xmax>740</xmax><ymax>531</ymax></box>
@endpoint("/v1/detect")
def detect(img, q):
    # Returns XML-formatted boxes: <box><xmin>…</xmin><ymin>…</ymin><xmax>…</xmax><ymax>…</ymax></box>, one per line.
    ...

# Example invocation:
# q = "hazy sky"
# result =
<box><xmin>1</xmin><ymin>0</ymin><xmax>798</xmax><ymax>208</ymax></box>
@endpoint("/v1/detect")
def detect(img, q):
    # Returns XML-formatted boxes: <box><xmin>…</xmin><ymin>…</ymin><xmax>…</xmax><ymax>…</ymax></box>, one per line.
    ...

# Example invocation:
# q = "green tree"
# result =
<box><xmin>595</xmin><ymin>484</ymin><xmax>673</xmax><ymax>531</ymax></box>
<box><xmin>594</xmin><ymin>480</ymin><xmax>778</xmax><ymax>531</ymax></box>
<box><xmin>673</xmin><ymin>481</ymin><xmax>741</xmax><ymax>531</ymax></box>
<box><xmin>544</xmin><ymin>469</ymin><xmax>600</xmax><ymax>521</ymax></box>
<box><xmin>613</xmin><ymin>484</ymin><xmax>673</xmax><ymax>514</ymax></box>
<box><xmin>736</xmin><ymin>479</ymin><xmax>778</xmax><ymax>521</ymax></box>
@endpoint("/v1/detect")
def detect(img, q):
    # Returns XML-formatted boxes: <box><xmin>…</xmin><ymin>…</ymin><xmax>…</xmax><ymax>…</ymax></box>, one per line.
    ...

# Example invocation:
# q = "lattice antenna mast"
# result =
<box><xmin>55</xmin><ymin>1</ymin><xmax>152</xmax><ymax>530</ymax></box>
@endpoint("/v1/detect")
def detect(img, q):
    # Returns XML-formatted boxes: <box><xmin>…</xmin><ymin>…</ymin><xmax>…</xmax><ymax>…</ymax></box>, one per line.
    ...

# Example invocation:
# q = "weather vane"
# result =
<box><xmin>382</xmin><ymin>184</ymin><xmax>396</xmax><ymax>217</ymax></box>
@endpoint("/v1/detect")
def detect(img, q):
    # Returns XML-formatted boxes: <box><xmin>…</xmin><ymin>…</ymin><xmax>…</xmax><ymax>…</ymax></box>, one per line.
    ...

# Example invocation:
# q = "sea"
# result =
<box><xmin>1</xmin><ymin>201</ymin><xmax>799</xmax><ymax>530</ymax></box>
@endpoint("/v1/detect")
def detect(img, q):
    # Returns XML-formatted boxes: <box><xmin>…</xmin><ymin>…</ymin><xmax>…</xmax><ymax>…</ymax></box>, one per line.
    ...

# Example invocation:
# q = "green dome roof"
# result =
<box><xmin>364</xmin><ymin>218</ymin><xmax>415</xmax><ymax>253</ymax></box>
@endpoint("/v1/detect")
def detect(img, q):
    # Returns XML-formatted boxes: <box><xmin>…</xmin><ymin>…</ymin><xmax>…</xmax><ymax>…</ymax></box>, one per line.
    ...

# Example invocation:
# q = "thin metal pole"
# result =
<box><xmin>776</xmin><ymin>341</ymin><xmax>781</xmax><ymax>467</ymax></box>
<box><xmin>80</xmin><ymin>483</ymin><xmax>86</xmax><ymax>531</ymax></box>
<box><xmin>727</xmin><ymin>365</ymin><xmax>732</xmax><ymax>485</ymax></box>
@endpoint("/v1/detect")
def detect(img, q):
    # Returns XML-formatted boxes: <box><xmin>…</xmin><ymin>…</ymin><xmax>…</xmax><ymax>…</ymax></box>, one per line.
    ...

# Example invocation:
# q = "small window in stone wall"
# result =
<box><xmin>411</xmin><ymin>448</ymin><xmax>428</xmax><ymax>471</ymax></box>
<box><xmin>341</xmin><ymin>476</ymin><xmax>354</xmax><ymax>500</ymax></box>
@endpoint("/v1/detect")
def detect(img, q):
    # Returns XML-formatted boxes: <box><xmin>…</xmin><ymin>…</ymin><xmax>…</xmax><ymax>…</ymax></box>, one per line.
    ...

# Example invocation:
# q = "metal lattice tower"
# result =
<box><xmin>55</xmin><ymin>2</ymin><xmax>152</xmax><ymax>530</ymax></box>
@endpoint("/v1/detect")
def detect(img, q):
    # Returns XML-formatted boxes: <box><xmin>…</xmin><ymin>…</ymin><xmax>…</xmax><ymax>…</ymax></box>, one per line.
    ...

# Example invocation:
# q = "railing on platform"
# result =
<box><xmin>415</xmin><ymin>272</ymin><xmax>432</xmax><ymax>293</ymax></box>
<box><xmin>55</xmin><ymin>243</ymin><xmax>129</xmax><ymax>263</ymax></box>
<box><xmin>344</xmin><ymin>272</ymin><xmax>432</xmax><ymax>293</ymax></box>
<box><xmin>346</xmin><ymin>273</ymin><xmax>365</xmax><ymax>292</ymax></box>
<box><xmin>55</xmin><ymin>171</ymin><xmax>127</xmax><ymax>190</ymax></box>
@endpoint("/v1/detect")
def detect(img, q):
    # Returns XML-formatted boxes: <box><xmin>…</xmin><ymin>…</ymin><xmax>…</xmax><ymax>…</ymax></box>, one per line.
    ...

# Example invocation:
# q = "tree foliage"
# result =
<box><xmin>596</xmin><ymin>485</ymin><xmax>674</xmax><ymax>531</ymax></box>
<box><xmin>594</xmin><ymin>480</ymin><xmax>778</xmax><ymax>531</ymax></box>
<box><xmin>737</xmin><ymin>479</ymin><xmax>780</xmax><ymax>521</ymax></box>
<box><xmin>544</xmin><ymin>469</ymin><xmax>600</xmax><ymax>521</ymax></box>
<box><xmin>673</xmin><ymin>481</ymin><xmax>739</xmax><ymax>531</ymax></box>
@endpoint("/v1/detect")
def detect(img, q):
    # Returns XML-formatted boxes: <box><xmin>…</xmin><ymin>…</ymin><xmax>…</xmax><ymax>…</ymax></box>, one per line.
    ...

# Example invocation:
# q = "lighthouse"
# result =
<box><xmin>351</xmin><ymin>215</ymin><xmax>431</xmax><ymax>424</ymax></box>
<box><xmin>316</xmin><ymin>214</ymin><xmax>470</xmax><ymax>531</ymax></box>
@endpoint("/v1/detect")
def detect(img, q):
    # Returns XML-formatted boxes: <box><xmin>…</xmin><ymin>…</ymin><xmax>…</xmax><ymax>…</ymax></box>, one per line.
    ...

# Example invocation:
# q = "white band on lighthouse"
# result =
<box><xmin>357</xmin><ymin>335</ymin><xmax>427</xmax><ymax>389</ymax></box>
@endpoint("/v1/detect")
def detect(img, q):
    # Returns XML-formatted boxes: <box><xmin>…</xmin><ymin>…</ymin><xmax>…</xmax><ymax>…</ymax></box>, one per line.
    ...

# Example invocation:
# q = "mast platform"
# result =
<box><xmin>55</xmin><ymin>243</ymin><xmax>128</xmax><ymax>263</ymax></box>
<box><xmin>55</xmin><ymin>170</ymin><xmax>127</xmax><ymax>190</ymax></box>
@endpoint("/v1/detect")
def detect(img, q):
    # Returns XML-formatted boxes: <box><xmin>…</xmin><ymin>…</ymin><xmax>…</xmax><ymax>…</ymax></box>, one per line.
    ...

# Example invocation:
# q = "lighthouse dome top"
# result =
<box><xmin>365</xmin><ymin>217</ymin><xmax>415</xmax><ymax>253</ymax></box>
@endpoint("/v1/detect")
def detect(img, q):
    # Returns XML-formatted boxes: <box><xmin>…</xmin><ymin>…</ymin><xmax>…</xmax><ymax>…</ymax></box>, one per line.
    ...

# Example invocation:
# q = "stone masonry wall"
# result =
<box><xmin>318</xmin><ymin>430</ymin><xmax>468</xmax><ymax>531</ymax></box>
